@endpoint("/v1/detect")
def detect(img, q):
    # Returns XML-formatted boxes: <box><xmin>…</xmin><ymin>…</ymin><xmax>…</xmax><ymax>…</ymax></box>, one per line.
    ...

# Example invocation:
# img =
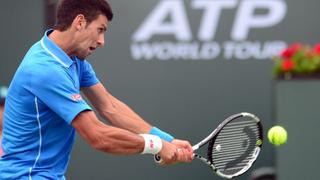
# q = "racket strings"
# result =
<box><xmin>208</xmin><ymin>116</ymin><xmax>261</xmax><ymax>176</ymax></box>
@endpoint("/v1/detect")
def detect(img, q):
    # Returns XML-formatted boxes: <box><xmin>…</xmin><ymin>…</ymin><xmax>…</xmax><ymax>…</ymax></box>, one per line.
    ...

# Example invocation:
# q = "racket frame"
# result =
<box><xmin>154</xmin><ymin>112</ymin><xmax>263</xmax><ymax>179</ymax></box>
<box><xmin>193</xmin><ymin>112</ymin><xmax>263</xmax><ymax>179</ymax></box>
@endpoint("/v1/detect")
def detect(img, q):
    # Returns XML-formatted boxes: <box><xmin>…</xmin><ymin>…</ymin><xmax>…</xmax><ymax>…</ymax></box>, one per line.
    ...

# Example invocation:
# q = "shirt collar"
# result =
<box><xmin>40</xmin><ymin>29</ymin><xmax>74</xmax><ymax>68</ymax></box>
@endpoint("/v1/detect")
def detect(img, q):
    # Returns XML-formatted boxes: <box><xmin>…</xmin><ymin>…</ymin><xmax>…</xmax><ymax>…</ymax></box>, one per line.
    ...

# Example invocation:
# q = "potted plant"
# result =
<box><xmin>273</xmin><ymin>43</ymin><xmax>320</xmax><ymax>79</ymax></box>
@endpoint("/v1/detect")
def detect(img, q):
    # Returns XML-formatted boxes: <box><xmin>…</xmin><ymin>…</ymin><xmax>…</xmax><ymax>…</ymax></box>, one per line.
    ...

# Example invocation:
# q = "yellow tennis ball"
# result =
<box><xmin>268</xmin><ymin>126</ymin><xmax>287</xmax><ymax>146</ymax></box>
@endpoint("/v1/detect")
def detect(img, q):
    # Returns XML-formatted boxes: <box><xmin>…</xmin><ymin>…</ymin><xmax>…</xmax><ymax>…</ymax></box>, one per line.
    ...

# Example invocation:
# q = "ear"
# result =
<box><xmin>73</xmin><ymin>14</ymin><xmax>87</xmax><ymax>31</ymax></box>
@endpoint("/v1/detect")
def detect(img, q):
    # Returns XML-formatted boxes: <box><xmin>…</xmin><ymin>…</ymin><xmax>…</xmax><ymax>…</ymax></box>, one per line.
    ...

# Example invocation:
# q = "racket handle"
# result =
<box><xmin>154</xmin><ymin>154</ymin><xmax>163</xmax><ymax>164</ymax></box>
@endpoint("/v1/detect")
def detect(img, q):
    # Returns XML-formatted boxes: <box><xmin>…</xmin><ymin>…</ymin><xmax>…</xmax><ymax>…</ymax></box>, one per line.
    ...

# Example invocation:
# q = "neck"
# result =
<box><xmin>48</xmin><ymin>30</ymin><xmax>76</xmax><ymax>56</ymax></box>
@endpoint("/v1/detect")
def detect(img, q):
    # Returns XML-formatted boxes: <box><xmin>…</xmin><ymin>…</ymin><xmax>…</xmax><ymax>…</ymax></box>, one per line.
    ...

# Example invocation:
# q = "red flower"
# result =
<box><xmin>313</xmin><ymin>43</ymin><xmax>320</xmax><ymax>54</ymax></box>
<box><xmin>281</xmin><ymin>43</ymin><xmax>301</xmax><ymax>58</ymax></box>
<box><xmin>281</xmin><ymin>59</ymin><xmax>295</xmax><ymax>71</ymax></box>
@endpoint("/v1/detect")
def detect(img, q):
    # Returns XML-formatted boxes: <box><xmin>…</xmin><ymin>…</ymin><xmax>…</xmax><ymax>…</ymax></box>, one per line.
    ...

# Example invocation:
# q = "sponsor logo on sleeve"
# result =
<box><xmin>71</xmin><ymin>94</ymin><xmax>82</xmax><ymax>102</ymax></box>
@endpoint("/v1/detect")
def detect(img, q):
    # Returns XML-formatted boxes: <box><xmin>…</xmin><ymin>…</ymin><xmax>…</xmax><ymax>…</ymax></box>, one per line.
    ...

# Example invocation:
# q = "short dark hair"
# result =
<box><xmin>54</xmin><ymin>0</ymin><xmax>113</xmax><ymax>31</ymax></box>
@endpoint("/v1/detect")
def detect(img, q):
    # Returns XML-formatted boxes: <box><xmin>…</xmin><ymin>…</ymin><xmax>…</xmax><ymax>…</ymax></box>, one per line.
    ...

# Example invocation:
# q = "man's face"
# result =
<box><xmin>75</xmin><ymin>14</ymin><xmax>108</xmax><ymax>60</ymax></box>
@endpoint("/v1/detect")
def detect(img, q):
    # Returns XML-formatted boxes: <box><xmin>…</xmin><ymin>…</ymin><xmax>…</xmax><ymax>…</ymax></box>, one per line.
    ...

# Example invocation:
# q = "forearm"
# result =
<box><xmin>91</xmin><ymin>124</ymin><xmax>144</xmax><ymax>154</ymax></box>
<box><xmin>82</xmin><ymin>84</ymin><xmax>174</xmax><ymax>141</ymax></box>
<box><xmin>99</xmin><ymin>95</ymin><xmax>152</xmax><ymax>134</ymax></box>
<box><xmin>97</xmin><ymin>95</ymin><xmax>176</xmax><ymax>143</ymax></box>
<box><xmin>82</xmin><ymin>84</ymin><xmax>151</xmax><ymax>134</ymax></box>
<box><xmin>73</xmin><ymin>110</ymin><xmax>145</xmax><ymax>155</ymax></box>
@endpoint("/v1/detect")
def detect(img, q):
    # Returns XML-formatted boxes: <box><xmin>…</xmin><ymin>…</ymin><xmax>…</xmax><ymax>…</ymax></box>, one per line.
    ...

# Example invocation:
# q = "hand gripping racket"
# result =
<box><xmin>155</xmin><ymin>112</ymin><xmax>263</xmax><ymax>179</ymax></box>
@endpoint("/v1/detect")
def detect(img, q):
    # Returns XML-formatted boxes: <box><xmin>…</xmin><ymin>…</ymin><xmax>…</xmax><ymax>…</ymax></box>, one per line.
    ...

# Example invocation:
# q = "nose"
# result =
<box><xmin>97</xmin><ymin>34</ymin><xmax>105</xmax><ymax>47</ymax></box>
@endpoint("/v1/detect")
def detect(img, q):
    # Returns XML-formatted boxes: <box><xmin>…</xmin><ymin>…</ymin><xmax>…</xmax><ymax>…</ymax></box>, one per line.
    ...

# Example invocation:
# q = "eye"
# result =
<box><xmin>98</xmin><ymin>28</ymin><xmax>104</xmax><ymax>33</ymax></box>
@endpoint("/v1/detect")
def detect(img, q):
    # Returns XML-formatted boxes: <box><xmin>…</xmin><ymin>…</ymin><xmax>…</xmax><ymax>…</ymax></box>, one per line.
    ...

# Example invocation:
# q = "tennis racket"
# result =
<box><xmin>155</xmin><ymin>112</ymin><xmax>263</xmax><ymax>179</ymax></box>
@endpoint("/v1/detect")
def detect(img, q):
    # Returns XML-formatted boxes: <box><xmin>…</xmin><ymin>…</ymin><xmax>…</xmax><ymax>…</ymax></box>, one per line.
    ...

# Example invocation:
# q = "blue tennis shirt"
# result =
<box><xmin>0</xmin><ymin>30</ymin><xmax>99</xmax><ymax>179</ymax></box>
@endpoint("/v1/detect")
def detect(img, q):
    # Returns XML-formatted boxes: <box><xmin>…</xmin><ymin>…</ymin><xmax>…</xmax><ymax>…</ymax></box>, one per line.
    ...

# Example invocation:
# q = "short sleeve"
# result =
<box><xmin>30</xmin><ymin>67</ymin><xmax>92</xmax><ymax>124</ymax></box>
<box><xmin>80</xmin><ymin>60</ymin><xmax>100</xmax><ymax>87</ymax></box>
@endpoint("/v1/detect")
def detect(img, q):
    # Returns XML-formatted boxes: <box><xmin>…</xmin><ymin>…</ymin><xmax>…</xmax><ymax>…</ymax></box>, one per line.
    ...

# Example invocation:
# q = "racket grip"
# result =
<box><xmin>154</xmin><ymin>155</ymin><xmax>163</xmax><ymax>164</ymax></box>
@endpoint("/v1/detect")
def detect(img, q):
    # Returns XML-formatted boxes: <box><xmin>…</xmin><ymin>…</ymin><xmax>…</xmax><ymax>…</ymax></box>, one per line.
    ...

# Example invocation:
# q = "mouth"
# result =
<box><xmin>89</xmin><ymin>47</ymin><xmax>96</xmax><ymax>52</ymax></box>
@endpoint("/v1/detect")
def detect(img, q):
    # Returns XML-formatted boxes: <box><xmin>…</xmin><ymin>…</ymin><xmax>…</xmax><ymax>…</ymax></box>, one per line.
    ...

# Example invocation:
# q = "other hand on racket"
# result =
<box><xmin>171</xmin><ymin>139</ymin><xmax>194</xmax><ymax>162</ymax></box>
<box><xmin>157</xmin><ymin>139</ymin><xmax>193</xmax><ymax>165</ymax></box>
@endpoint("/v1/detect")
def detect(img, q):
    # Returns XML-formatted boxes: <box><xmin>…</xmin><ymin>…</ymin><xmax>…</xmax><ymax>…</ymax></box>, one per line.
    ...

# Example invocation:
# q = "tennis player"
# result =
<box><xmin>0</xmin><ymin>0</ymin><xmax>193</xmax><ymax>179</ymax></box>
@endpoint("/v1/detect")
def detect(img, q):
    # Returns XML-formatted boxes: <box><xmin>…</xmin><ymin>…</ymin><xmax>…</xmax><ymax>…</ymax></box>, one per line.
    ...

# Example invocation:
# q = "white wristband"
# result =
<box><xmin>139</xmin><ymin>134</ymin><xmax>163</xmax><ymax>155</ymax></box>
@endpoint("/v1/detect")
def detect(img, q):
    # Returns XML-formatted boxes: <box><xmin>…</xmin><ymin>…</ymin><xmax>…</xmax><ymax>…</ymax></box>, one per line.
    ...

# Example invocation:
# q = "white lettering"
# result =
<box><xmin>223</xmin><ymin>41</ymin><xmax>287</xmax><ymax>60</ymax></box>
<box><xmin>200</xmin><ymin>42</ymin><xmax>221</xmax><ymax>59</ymax></box>
<box><xmin>132</xmin><ymin>0</ymin><xmax>191</xmax><ymax>42</ymax></box>
<box><xmin>192</xmin><ymin>0</ymin><xmax>237</xmax><ymax>41</ymax></box>
<box><xmin>131</xmin><ymin>41</ymin><xmax>287</xmax><ymax>60</ymax></box>
<box><xmin>130</xmin><ymin>0</ymin><xmax>288</xmax><ymax>61</ymax></box>
<box><xmin>232</xmin><ymin>0</ymin><xmax>287</xmax><ymax>40</ymax></box>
